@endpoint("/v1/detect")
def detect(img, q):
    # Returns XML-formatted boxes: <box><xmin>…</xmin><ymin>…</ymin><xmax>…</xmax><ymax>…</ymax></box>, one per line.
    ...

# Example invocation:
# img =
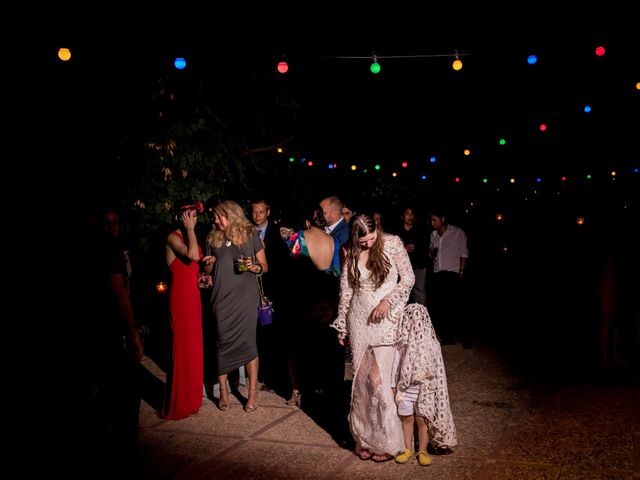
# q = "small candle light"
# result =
<box><xmin>156</xmin><ymin>281</ymin><xmax>168</xmax><ymax>294</ymax></box>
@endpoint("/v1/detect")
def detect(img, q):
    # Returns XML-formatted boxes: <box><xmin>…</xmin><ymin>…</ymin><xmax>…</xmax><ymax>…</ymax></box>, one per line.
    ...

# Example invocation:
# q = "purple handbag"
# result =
<box><xmin>256</xmin><ymin>275</ymin><xmax>273</xmax><ymax>326</ymax></box>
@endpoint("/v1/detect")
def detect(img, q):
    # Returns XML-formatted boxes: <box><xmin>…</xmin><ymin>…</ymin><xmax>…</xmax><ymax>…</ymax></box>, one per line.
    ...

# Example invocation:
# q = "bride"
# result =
<box><xmin>330</xmin><ymin>213</ymin><xmax>414</xmax><ymax>461</ymax></box>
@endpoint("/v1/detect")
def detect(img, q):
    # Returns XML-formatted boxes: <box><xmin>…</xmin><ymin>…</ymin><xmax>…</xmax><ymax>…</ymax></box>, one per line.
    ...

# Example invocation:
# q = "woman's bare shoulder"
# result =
<box><xmin>305</xmin><ymin>226</ymin><xmax>332</xmax><ymax>242</ymax></box>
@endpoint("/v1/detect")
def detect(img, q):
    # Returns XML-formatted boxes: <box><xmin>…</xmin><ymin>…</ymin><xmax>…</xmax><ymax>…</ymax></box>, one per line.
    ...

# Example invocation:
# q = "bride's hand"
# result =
<box><xmin>369</xmin><ymin>299</ymin><xmax>391</xmax><ymax>323</ymax></box>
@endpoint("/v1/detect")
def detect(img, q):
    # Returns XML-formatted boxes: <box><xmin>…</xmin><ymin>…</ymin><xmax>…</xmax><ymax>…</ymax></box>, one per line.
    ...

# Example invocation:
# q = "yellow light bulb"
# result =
<box><xmin>58</xmin><ymin>48</ymin><xmax>71</xmax><ymax>61</ymax></box>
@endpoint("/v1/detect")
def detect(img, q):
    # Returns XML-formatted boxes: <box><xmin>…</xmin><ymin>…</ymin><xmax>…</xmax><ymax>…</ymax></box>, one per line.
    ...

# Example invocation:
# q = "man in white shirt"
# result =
<box><xmin>428</xmin><ymin>209</ymin><xmax>471</xmax><ymax>348</ymax></box>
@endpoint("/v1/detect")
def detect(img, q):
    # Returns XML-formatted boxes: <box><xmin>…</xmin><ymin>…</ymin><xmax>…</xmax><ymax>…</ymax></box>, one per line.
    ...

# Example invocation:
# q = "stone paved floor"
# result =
<box><xmin>136</xmin><ymin>342</ymin><xmax>639</xmax><ymax>480</ymax></box>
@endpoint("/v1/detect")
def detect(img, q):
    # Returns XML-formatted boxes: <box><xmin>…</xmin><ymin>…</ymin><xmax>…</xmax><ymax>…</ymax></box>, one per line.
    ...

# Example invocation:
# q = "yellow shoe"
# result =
<box><xmin>394</xmin><ymin>449</ymin><xmax>413</xmax><ymax>464</ymax></box>
<box><xmin>417</xmin><ymin>451</ymin><xmax>432</xmax><ymax>466</ymax></box>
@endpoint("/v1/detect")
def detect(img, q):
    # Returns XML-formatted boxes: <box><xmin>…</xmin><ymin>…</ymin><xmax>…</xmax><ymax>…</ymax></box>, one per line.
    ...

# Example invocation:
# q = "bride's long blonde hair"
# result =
<box><xmin>206</xmin><ymin>200</ymin><xmax>254</xmax><ymax>248</ymax></box>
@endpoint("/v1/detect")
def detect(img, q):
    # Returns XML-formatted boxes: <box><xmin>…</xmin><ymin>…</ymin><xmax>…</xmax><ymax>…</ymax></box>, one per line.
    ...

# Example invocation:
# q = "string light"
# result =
<box><xmin>326</xmin><ymin>50</ymin><xmax>470</xmax><ymax>74</ymax></box>
<box><xmin>58</xmin><ymin>48</ymin><xmax>71</xmax><ymax>61</ymax></box>
<box><xmin>277</xmin><ymin>56</ymin><xmax>289</xmax><ymax>74</ymax></box>
<box><xmin>452</xmin><ymin>51</ymin><xmax>463</xmax><ymax>71</ymax></box>
<box><xmin>370</xmin><ymin>54</ymin><xmax>381</xmax><ymax>74</ymax></box>
<box><xmin>154</xmin><ymin>46</ymin><xmax>633</xmax><ymax>200</ymax></box>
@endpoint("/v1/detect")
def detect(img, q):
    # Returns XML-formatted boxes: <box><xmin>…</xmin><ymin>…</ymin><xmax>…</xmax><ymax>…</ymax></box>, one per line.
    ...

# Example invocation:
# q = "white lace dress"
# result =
<box><xmin>396</xmin><ymin>303</ymin><xmax>458</xmax><ymax>448</ymax></box>
<box><xmin>331</xmin><ymin>234</ymin><xmax>414</xmax><ymax>455</ymax></box>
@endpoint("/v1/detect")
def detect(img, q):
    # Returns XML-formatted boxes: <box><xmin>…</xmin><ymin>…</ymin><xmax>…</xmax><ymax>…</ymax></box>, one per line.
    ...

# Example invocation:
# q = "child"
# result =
<box><xmin>391</xmin><ymin>303</ymin><xmax>458</xmax><ymax>466</ymax></box>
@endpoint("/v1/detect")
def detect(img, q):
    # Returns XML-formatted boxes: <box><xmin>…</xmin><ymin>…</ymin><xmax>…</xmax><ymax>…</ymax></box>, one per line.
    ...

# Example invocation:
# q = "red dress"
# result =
<box><xmin>162</xmin><ymin>231</ymin><xmax>203</xmax><ymax>420</ymax></box>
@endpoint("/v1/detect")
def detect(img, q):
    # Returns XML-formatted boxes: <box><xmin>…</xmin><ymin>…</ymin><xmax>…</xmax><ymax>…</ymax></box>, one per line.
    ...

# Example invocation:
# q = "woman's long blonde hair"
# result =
<box><xmin>206</xmin><ymin>200</ymin><xmax>254</xmax><ymax>248</ymax></box>
<box><xmin>346</xmin><ymin>213</ymin><xmax>390</xmax><ymax>289</ymax></box>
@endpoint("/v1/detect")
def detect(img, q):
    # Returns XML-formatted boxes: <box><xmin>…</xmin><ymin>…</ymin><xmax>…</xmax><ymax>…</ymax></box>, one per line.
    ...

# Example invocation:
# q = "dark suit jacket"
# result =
<box><xmin>260</xmin><ymin>222</ymin><xmax>290</xmax><ymax>302</ymax></box>
<box><xmin>329</xmin><ymin>219</ymin><xmax>349</xmax><ymax>248</ymax></box>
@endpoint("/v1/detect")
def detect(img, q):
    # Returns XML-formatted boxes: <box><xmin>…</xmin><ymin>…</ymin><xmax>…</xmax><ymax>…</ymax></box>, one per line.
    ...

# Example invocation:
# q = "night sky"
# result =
<box><xmin>29</xmin><ymin>12</ymin><xmax>638</xmax><ymax>219</ymax></box>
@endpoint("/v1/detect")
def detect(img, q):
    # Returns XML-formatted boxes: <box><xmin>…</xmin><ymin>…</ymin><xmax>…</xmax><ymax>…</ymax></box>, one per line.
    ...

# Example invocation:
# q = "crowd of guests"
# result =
<box><xmin>85</xmin><ymin>195</ymin><xmax>473</xmax><ymax>467</ymax></box>
<box><xmin>78</xmin><ymin>192</ymin><xmax>639</xmax><ymax>471</ymax></box>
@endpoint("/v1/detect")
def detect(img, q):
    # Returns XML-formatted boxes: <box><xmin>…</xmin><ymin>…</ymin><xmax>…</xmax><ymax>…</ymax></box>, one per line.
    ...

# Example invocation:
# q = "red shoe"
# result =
<box><xmin>357</xmin><ymin>449</ymin><xmax>372</xmax><ymax>460</ymax></box>
<box><xmin>372</xmin><ymin>453</ymin><xmax>393</xmax><ymax>462</ymax></box>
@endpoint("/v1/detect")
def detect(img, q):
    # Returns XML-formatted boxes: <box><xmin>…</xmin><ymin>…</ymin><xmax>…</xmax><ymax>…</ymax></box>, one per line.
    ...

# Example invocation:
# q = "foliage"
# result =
<box><xmin>127</xmin><ymin>100</ymin><xmax>258</xmax><ymax>239</ymax></box>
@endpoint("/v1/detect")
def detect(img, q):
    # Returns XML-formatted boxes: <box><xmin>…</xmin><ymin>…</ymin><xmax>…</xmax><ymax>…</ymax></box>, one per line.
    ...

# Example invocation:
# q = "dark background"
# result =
<box><xmin>24</xmin><ymin>13</ymin><xmax>639</xmax><ymax>380</ymax></box>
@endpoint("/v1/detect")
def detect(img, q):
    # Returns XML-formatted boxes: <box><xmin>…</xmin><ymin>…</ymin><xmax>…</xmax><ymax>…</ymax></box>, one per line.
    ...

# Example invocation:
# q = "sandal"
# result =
<box><xmin>356</xmin><ymin>449</ymin><xmax>372</xmax><ymax>460</ymax></box>
<box><xmin>218</xmin><ymin>398</ymin><xmax>230</xmax><ymax>411</ymax></box>
<box><xmin>286</xmin><ymin>389</ymin><xmax>302</xmax><ymax>407</ymax></box>
<box><xmin>371</xmin><ymin>453</ymin><xmax>393</xmax><ymax>462</ymax></box>
<box><xmin>245</xmin><ymin>386</ymin><xmax>258</xmax><ymax>413</ymax></box>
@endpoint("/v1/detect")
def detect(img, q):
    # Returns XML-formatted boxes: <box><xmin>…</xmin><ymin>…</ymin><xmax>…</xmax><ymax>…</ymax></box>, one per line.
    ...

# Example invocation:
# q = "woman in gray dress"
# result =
<box><xmin>205</xmin><ymin>200</ymin><xmax>268</xmax><ymax>412</ymax></box>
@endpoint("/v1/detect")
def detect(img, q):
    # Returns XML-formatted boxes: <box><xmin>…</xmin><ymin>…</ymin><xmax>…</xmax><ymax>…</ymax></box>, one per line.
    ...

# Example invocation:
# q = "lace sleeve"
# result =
<box><xmin>330</xmin><ymin>262</ymin><xmax>352</xmax><ymax>336</ymax></box>
<box><xmin>382</xmin><ymin>235</ymin><xmax>415</xmax><ymax>312</ymax></box>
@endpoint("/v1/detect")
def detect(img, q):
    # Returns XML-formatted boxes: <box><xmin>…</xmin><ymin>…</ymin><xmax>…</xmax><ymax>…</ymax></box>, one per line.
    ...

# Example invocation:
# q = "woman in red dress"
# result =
<box><xmin>162</xmin><ymin>199</ymin><xmax>208</xmax><ymax>420</ymax></box>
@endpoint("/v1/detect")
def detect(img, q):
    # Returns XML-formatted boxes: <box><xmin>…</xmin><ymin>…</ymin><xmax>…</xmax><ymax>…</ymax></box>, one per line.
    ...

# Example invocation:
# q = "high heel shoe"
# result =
<box><xmin>286</xmin><ymin>389</ymin><xmax>302</xmax><ymax>407</ymax></box>
<box><xmin>218</xmin><ymin>391</ymin><xmax>230</xmax><ymax>411</ymax></box>
<box><xmin>244</xmin><ymin>387</ymin><xmax>258</xmax><ymax>413</ymax></box>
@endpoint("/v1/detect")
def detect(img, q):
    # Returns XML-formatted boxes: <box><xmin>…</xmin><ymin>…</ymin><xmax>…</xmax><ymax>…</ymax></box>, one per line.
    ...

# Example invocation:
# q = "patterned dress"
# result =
<box><xmin>396</xmin><ymin>304</ymin><xmax>458</xmax><ymax>448</ymax></box>
<box><xmin>331</xmin><ymin>234</ymin><xmax>414</xmax><ymax>455</ymax></box>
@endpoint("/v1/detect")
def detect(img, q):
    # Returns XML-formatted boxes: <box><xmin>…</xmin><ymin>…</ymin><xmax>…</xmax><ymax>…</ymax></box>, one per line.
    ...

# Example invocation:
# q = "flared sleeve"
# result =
<box><xmin>381</xmin><ymin>235</ymin><xmax>415</xmax><ymax>321</ymax></box>
<box><xmin>330</xmin><ymin>263</ymin><xmax>352</xmax><ymax>337</ymax></box>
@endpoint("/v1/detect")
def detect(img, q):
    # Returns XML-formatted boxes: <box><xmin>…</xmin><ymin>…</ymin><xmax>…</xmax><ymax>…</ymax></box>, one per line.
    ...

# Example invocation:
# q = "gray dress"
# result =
<box><xmin>211</xmin><ymin>232</ymin><xmax>263</xmax><ymax>375</ymax></box>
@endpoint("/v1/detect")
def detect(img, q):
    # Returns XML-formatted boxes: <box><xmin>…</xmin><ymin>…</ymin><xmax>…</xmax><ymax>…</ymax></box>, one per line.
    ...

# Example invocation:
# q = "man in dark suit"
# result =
<box><xmin>251</xmin><ymin>199</ymin><xmax>290</xmax><ymax>391</ymax></box>
<box><xmin>320</xmin><ymin>196</ymin><xmax>349</xmax><ymax>248</ymax></box>
<box><xmin>314</xmin><ymin>196</ymin><xmax>351</xmax><ymax>443</ymax></box>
